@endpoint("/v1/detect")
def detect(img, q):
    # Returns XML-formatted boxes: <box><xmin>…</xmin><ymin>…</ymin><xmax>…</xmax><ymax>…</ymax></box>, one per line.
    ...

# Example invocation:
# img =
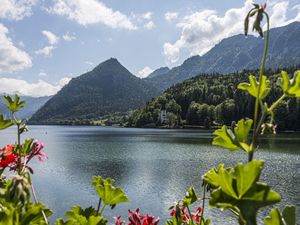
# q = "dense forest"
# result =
<box><xmin>128</xmin><ymin>65</ymin><xmax>300</xmax><ymax>131</ymax></box>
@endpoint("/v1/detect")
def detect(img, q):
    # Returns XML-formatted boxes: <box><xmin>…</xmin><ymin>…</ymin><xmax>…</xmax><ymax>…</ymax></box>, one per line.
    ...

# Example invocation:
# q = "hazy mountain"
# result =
<box><xmin>147</xmin><ymin>67</ymin><xmax>170</xmax><ymax>79</ymax></box>
<box><xmin>29</xmin><ymin>58</ymin><xmax>160</xmax><ymax>124</ymax></box>
<box><xmin>0</xmin><ymin>95</ymin><xmax>51</xmax><ymax>119</ymax></box>
<box><xmin>147</xmin><ymin>22</ymin><xmax>300</xmax><ymax>90</ymax></box>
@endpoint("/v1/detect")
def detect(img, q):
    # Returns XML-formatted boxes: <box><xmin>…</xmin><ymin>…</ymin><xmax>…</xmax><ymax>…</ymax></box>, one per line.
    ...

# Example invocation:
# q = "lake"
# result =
<box><xmin>0</xmin><ymin>126</ymin><xmax>299</xmax><ymax>224</ymax></box>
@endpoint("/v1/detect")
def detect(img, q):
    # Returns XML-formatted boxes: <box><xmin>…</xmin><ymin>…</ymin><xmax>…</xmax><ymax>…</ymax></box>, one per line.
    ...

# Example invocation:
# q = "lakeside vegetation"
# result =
<box><xmin>128</xmin><ymin>65</ymin><xmax>300</xmax><ymax>131</ymax></box>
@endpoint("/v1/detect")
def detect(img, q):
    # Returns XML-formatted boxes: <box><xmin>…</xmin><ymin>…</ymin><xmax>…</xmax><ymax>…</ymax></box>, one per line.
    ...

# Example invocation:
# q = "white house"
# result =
<box><xmin>160</xmin><ymin>110</ymin><xmax>169</xmax><ymax>124</ymax></box>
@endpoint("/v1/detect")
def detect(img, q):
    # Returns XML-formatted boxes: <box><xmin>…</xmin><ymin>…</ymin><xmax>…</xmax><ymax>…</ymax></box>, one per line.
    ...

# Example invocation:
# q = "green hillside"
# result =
<box><xmin>129</xmin><ymin>65</ymin><xmax>300</xmax><ymax>130</ymax></box>
<box><xmin>29</xmin><ymin>58</ymin><xmax>160</xmax><ymax>124</ymax></box>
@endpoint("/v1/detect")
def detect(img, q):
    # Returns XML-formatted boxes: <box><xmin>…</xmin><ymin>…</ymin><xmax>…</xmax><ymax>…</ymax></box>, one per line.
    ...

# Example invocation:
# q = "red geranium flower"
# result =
<box><xmin>128</xmin><ymin>209</ymin><xmax>160</xmax><ymax>225</ymax></box>
<box><xmin>170</xmin><ymin>209</ymin><xmax>176</xmax><ymax>216</ymax></box>
<box><xmin>0</xmin><ymin>145</ymin><xmax>16</xmax><ymax>168</ymax></box>
<box><xmin>128</xmin><ymin>208</ymin><xmax>142</xmax><ymax>225</ymax></box>
<box><xmin>191</xmin><ymin>207</ymin><xmax>202</xmax><ymax>223</ymax></box>
<box><xmin>183</xmin><ymin>213</ymin><xmax>189</xmax><ymax>222</ymax></box>
<box><xmin>113</xmin><ymin>216</ymin><xmax>126</xmax><ymax>225</ymax></box>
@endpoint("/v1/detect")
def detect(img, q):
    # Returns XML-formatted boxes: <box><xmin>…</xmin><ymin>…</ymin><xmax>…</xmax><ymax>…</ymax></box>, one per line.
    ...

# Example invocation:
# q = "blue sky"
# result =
<box><xmin>0</xmin><ymin>0</ymin><xmax>300</xmax><ymax>96</ymax></box>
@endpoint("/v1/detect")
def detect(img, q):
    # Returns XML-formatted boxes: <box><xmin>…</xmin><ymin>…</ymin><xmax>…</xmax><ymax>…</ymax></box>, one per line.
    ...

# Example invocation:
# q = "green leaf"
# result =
<box><xmin>92</xmin><ymin>176</ymin><xmax>129</xmax><ymax>207</ymax></box>
<box><xmin>264</xmin><ymin>206</ymin><xmax>296</xmax><ymax>225</ymax></box>
<box><xmin>3</xmin><ymin>95</ymin><xmax>26</xmax><ymax>113</ymax></box>
<box><xmin>212</xmin><ymin>126</ymin><xmax>239</xmax><ymax>151</ymax></box>
<box><xmin>183</xmin><ymin>187</ymin><xmax>197</xmax><ymax>206</ymax></box>
<box><xmin>282</xmin><ymin>205</ymin><xmax>296</xmax><ymax>225</ymax></box>
<box><xmin>212</xmin><ymin>119</ymin><xmax>252</xmax><ymax>152</ymax></box>
<box><xmin>0</xmin><ymin>115</ymin><xmax>13</xmax><ymax>130</ymax></box>
<box><xmin>21</xmin><ymin>139</ymin><xmax>34</xmax><ymax>156</ymax></box>
<box><xmin>62</xmin><ymin>206</ymin><xmax>107</xmax><ymax>225</ymax></box>
<box><xmin>20</xmin><ymin>203</ymin><xmax>52</xmax><ymax>225</ymax></box>
<box><xmin>234</xmin><ymin>119</ymin><xmax>253</xmax><ymax>151</ymax></box>
<box><xmin>202</xmin><ymin>219</ymin><xmax>211</xmax><ymax>225</ymax></box>
<box><xmin>203</xmin><ymin>160</ymin><xmax>281</xmax><ymax>224</ymax></box>
<box><xmin>264</xmin><ymin>208</ymin><xmax>284</xmax><ymax>225</ymax></box>
<box><xmin>234</xmin><ymin>119</ymin><xmax>253</xmax><ymax>143</ymax></box>
<box><xmin>54</xmin><ymin>219</ymin><xmax>68</xmax><ymax>225</ymax></box>
<box><xmin>278</xmin><ymin>70</ymin><xmax>300</xmax><ymax>97</ymax></box>
<box><xmin>203</xmin><ymin>164</ymin><xmax>238</xmax><ymax>199</ymax></box>
<box><xmin>238</xmin><ymin>75</ymin><xmax>270</xmax><ymax>99</ymax></box>
<box><xmin>234</xmin><ymin>160</ymin><xmax>264</xmax><ymax>198</ymax></box>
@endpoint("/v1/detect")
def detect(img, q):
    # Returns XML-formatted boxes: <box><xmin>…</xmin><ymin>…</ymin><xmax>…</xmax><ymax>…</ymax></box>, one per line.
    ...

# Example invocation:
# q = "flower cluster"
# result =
<box><xmin>169</xmin><ymin>206</ymin><xmax>202</xmax><ymax>224</ymax></box>
<box><xmin>0</xmin><ymin>140</ymin><xmax>47</xmax><ymax>172</ymax></box>
<box><xmin>28</xmin><ymin>140</ymin><xmax>48</xmax><ymax>162</ymax></box>
<box><xmin>114</xmin><ymin>209</ymin><xmax>160</xmax><ymax>225</ymax></box>
<box><xmin>0</xmin><ymin>144</ymin><xmax>17</xmax><ymax>169</ymax></box>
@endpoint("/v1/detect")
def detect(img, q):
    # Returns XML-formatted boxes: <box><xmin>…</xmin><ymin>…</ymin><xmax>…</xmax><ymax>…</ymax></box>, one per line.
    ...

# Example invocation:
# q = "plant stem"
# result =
<box><xmin>186</xmin><ymin>205</ymin><xmax>194</xmax><ymax>225</ymax></box>
<box><xmin>200</xmin><ymin>185</ymin><xmax>206</xmax><ymax>223</ymax></box>
<box><xmin>31</xmin><ymin>183</ymin><xmax>49</xmax><ymax>224</ymax></box>
<box><xmin>99</xmin><ymin>204</ymin><xmax>106</xmax><ymax>217</ymax></box>
<box><xmin>96</xmin><ymin>198</ymin><xmax>102</xmax><ymax>215</ymax></box>
<box><xmin>254</xmin><ymin>94</ymin><xmax>286</xmax><ymax>137</ymax></box>
<box><xmin>268</xmin><ymin>94</ymin><xmax>286</xmax><ymax>112</ymax></box>
<box><xmin>255</xmin><ymin>109</ymin><xmax>267</xmax><ymax>137</ymax></box>
<box><xmin>13</xmin><ymin>112</ymin><xmax>22</xmax><ymax>174</ymax></box>
<box><xmin>249</xmin><ymin>12</ymin><xmax>270</xmax><ymax>162</ymax></box>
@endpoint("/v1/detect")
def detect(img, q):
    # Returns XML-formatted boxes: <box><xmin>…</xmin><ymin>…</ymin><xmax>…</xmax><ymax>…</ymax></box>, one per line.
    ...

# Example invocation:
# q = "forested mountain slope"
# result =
<box><xmin>129</xmin><ymin>65</ymin><xmax>300</xmax><ymax>130</ymax></box>
<box><xmin>30</xmin><ymin>58</ymin><xmax>160</xmax><ymax>124</ymax></box>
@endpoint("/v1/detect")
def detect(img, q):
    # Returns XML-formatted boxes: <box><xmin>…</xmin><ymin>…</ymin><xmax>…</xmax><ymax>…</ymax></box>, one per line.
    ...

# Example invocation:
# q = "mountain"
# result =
<box><xmin>129</xmin><ymin>65</ymin><xmax>300</xmax><ymax>130</ymax></box>
<box><xmin>0</xmin><ymin>95</ymin><xmax>51</xmax><ymax>119</ymax></box>
<box><xmin>147</xmin><ymin>67</ymin><xmax>170</xmax><ymax>79</ymax></box>
<box><xmin>147</xmin><ymin>22</ymin><xmax>300</xmax><ymax>90</ymax></box>
<box><xmin>29</xmin><ymin>58</ymin><xmax>161</xmax><ymax>124</ymax></box>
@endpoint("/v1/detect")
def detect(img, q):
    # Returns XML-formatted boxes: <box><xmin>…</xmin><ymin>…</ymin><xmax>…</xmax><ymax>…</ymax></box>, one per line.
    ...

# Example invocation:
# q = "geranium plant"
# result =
<box><xmin>167</xmin><ymin>3</ymin><xmax>297</xmax><ymax>225</ymax></box>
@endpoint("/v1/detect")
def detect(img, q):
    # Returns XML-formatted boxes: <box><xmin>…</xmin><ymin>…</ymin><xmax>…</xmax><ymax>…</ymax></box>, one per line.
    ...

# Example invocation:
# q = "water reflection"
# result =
<box><xmin>0</xmin><ymin>126</ymin><xmax>299</xmax><ymax>224</ymax></box>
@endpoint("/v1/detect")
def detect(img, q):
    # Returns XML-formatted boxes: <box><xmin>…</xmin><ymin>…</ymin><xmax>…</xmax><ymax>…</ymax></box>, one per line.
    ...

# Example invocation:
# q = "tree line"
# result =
<box><xmin>128</xmin><ymin>65</ymin><xmax>300</xmax><ymax>130</ymax></box>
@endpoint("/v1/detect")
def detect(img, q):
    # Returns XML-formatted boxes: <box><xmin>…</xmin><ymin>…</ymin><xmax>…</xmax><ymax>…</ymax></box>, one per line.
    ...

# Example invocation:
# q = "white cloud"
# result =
<box><xmin>58</xmin><ymin>77</ymin><xmax>71</xmax><ymax>86</ymax></box>
<box><xmin>49</xmin><ymin>0</ymin><xmax>137</xmax><ymax>30</ymax></box>
<box><xmin>35</xmin><ymin>46</ymin><xmax>55</xmax><ymax>56</ymax></box>
<box><xmin>163</xmin><ymin>42</ymin><xmax>182</xmax><ymax>63</ymax></box>
<box><xmin>131</xmin><ymin>11</ymin><xmax>155</xmax><ymax>29</ymax></box>
<box><xmin>267</xmin><ymin>1</ymin><xmax>300</xmax><ymax>28</ymax></box>
<box><xmin>144</xmin><ymin>21</ymin><xmax>155</xmax><ymax>30</ymax></box>
<box><xmin>0</xmin><ymin>24</ymin><xmax>32</xmax><ymax>73</ymax></box>
<box><xmin>0</xmin><ymin>77</ymin><xmax>71</xmax><ymax>97</ymax></box>
<box><xmin>137</xmin><ymin>66</ymin><xmax>153</xmax><ymax>78</ymax></box>
<box><xmin>0</xmin><ymin>0</ymin><xmax>36</xmax><ymax>20</ymax></box>
<box><xmin>42</xmin><ymin>30</ymin><xmax>59</xmax><ymax>45</ymax></box>
<box><xmin>62</xmin><ymin>32</ymin><xmax>76</xmax><ymax>41</ymax></box>
<box><xmin>142</xmin><ymin>12</ymin><xmax>152</xmax><ymax>20</ymax></box>
<box><xmin>292</xmin><ymin>4</ymin><xmax>300</xmax><ymax>11</ymax></box>
<box><xmin>165</xmin><ymin>12</ymin><xmax>178</xmax><ymax>22</ymax></box>
<box><xmin>163</xmin><ymin>0</ymin><xmax>300</xmax><ymax>63</ymax></box>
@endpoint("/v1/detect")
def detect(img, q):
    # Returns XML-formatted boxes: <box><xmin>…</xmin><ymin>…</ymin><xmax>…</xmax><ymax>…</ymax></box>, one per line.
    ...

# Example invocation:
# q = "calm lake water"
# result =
<box><xmin>0</xmin><ymin>126</ymin><xmax>299</xmax><ymax>224</ymax></box>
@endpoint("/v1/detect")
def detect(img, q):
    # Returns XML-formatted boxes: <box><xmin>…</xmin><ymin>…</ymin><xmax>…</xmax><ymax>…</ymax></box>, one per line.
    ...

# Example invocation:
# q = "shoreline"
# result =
<box><xmin>25</xmin><ymin>124</ymin><xmax>300</xmax><ymax>133</ymax></box>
